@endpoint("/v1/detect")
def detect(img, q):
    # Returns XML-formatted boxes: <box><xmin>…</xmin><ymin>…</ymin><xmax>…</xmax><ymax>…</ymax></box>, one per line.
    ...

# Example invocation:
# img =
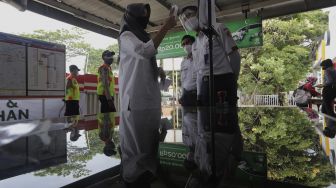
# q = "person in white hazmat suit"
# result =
<box><xmin>118</xmin><ymin>3</ymin><xmax>176</xmax><ymax>187</ymax></box>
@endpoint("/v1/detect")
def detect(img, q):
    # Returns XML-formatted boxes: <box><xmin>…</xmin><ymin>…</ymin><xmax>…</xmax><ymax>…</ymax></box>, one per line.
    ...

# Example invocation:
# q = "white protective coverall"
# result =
<box><xmin>119</xmin><ymin>109</ymin><xmax>161</xmax><ymax>182</ymax></box>
<box><xmin>119</xmin><ymin>31</ymin><xmax>161</xmax><ymax>111</ymax></box>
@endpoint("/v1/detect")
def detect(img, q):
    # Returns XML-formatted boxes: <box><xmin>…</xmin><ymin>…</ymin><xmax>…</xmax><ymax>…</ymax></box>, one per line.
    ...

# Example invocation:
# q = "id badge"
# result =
<box><xmin>204</xmin><ymin>54</ymin><xmax>209</xmax><ymax>65</ymax></box>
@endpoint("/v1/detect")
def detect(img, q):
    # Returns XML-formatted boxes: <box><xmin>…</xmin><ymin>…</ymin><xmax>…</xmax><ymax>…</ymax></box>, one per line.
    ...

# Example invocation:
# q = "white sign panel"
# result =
<box><xmin>0</xmin><ymin>32</ymin><xmax>65</xmax><ymax>97</ymax></box>
<box><xmin>27</xmin><ymin>47</ymin><xmax>65</xmax><ymax>96</ymax></box>
<box><xmin>0</xmin><ymin>41</ymin><xmax>26</xmax><ymax>96</ymax></box>
<box><xmin>0</xmin><ymin>99</ymin><xmax>64</xmax><ymax>123</ymax></box>
<box><xmin>0</xmin><ymin>100</ymin><xmax>43</xmax><ymax>123</ymax></box>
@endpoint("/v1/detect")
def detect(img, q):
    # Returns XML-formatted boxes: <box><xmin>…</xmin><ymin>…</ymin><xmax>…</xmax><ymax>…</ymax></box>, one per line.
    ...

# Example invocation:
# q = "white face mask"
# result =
<box><xmin>184</xmin><ymin>16</ymin><xmax>199</xmax><ymax>31</ymax></box>
<box><xmin>183</xmin><ymin>44</ymin><xmax>192</xmax><ymax>54</ymax></box>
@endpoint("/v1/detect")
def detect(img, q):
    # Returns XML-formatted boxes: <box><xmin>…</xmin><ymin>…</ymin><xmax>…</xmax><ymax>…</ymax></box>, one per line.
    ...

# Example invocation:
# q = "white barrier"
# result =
<box><xmin>239</xmin><ymin>94</ymin><xmax>297</xmax><ymax>107</ymax></box>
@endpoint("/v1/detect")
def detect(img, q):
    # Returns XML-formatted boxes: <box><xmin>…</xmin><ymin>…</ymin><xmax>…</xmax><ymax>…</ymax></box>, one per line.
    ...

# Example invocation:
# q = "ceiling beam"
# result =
<box><xmin>216</xmin><ymin>0</ymin><xmax>336</xmax><ymax>22</ymax></box>
<box><xmin>155</xmin><ymin>0</ymin><xmax>171</xmax><ymax>10</ymax></box>
<box><xmin>98</xmin><ymin>0</ymin><xmax>157</xmax><ymax>27</ymax></box>
<box><xmin>27</xmin><ymin>0</ymin><xmax>119</xmax><ymax>38</ymax></box>
<box><xmin>34</xmin><ymin>0</ymin><xmax>120</xmax><ymax>29</ymax></box>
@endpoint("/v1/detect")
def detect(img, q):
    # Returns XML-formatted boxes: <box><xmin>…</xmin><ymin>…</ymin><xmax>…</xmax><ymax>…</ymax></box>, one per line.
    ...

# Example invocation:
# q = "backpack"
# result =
<box><xmin>293</xmin><ymin>85</ymin><xmax>311</xmax><ymax>105</ymax></box>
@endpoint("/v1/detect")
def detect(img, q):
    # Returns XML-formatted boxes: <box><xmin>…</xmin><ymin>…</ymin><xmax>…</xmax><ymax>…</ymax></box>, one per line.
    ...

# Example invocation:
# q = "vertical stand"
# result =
<box><xmin>207</xmin><ymin>0</ymin><xmax>216</xmax><ymax>178</ymax></box>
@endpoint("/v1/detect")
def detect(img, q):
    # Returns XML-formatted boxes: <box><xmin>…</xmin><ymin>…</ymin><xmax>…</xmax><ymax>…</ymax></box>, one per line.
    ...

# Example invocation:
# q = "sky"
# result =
<box><xmin>0</xmin><ymin>2</ymin><xmax>118</xmax><ymax>49</ymax></box>
<box><xmin>0</xmin><ymin>2</ymin><xmax>120</xmax><ymax>74</ymax></box>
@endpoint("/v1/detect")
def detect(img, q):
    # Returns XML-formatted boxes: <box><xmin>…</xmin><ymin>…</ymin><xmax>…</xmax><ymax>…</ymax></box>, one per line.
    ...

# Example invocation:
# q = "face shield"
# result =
<box><xmin>179</xmin><ymin>8</ymin><xmax>199</xmax><ymax>32</ymax></box>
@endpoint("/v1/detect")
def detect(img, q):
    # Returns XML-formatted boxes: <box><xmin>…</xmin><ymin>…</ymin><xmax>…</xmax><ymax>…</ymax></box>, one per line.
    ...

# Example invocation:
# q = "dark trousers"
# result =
<box><xmin>99</xmin><ymin>95</ymin><xmax>116</xmax><ymax>113</ymax></box>
<box><xmin>180</xmin><ymin>89</ymin><xmax>197</xmax><ymax>106</ymax></box>
<box><xmin>199</xmin><ymin>73</ymin><xmax>238</xmax><ymax>107</ymax></box>
<box><xmin>64</xmin><ymin>100</ymin><xmax>79</xmax><ymax>116</ymax></box>
<box><xmin>199</xmin><ymin>73</ymin><xmax>239</xmax><ymax>133</ymax></box>
<box><xmin>322</xmin><ymin>85</ymin><xmax>336</xmax><ymax>117</ymax></box>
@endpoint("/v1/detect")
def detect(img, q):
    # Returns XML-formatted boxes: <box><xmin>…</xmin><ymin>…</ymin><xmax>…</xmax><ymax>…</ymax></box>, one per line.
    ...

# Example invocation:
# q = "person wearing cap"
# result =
<box><xmin>317</xmin><ymin>59</ymin><xmax>336</xmax><ymax>115</ymax></box>
<box><xmin>316</xmin><ymin>59</ymin><xmax>336</xmax><ymax>138</ymax></box>
<box><xmin>179</xmin><ymin>35</ymin><xmax>197</xmax><ymax>106</ymax></box>
<box><xmin>97</xmin><ymin>50</ymin><xmax>116</xmax><ymax>113</ymax></box>
<box><xmin>64</xmin><ymin>65</ymin><xmax>80</xmax><ymax>116</ymax></box>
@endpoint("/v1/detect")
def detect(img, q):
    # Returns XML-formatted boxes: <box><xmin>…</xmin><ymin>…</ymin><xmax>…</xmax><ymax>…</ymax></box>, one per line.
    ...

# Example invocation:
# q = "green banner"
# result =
<box><xmin>159</xmin><ymin>142</ymin><xmax>189</xmax><ymax>168</ymax></box>
<box><xmin>226</xmin><ymin>16</ymin><xmax>263</xmax><ymax>48</ymax></box>
<box><xmin>156</xmin><ymin>17</ymin><xmax>262</xmax><ymax>59</ymax></box>
<box><xmin>157</xmin><ymin>31</ymin><xmax>196</xmax><ymax>59</ymax></box>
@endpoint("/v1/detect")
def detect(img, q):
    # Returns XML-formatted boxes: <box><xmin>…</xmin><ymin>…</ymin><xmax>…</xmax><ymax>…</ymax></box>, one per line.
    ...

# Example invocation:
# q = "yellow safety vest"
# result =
<box><xmin>97</xmin><ymin>64</ymin><xmax>115</xmax><ymax>96</ymax></box>
<box><xmin>65</xmin><ymin>75</ymin><xmax>80</xmax><ymax>101</ymax></box>
<box><xmin>97</xmin><ymin>113</ymin><xmax>115</xmax><ymax>141</ymax></box>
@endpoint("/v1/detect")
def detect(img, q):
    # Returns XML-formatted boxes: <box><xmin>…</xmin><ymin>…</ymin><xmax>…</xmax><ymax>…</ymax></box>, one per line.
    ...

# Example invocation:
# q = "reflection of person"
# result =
<box><xmin>193</xmin><ymin>107</ymin><xmax>243</xmax><ymax>182</ymax></box>
<box><xmin>98</xmin><ymin>113</ymin><xmax>117</xmax><ymax>156</ymax></box>
<box><xmin>181</xmin><ymin>107</ymin><xmax>198</xmax><ymax>170</ymax></box>
<box><xmin>179</xmin><ymin>35</ymin><xmax>197</xmax><ymax>106</ymax></box>
<box><xmin>119</xmin><ymin>109</ymin><xmax>161</xmax><ymax>187</ymax></box>
<box><xmin>97</xmin><ymin>50</ymin><xmax>116</xmax><ymax>113</ymax></box>
<box><xmin>69</xmin><ymin>127</ymin><xmax>81</xmax><ymax>141</ymax></box>
<box><xmin>64</xmin><ymin>65</ymin><xmax>80</xmax><ymax>116</ymax></box>
<box><xmin>119</xmin><ymin>3</ymin><xmax>176</xmax><ymax>111</ymax></box>
<box><xmin>317</xmin><ymin>59</ymin><xmax>336</xmax><ymax>117</ymax></box>
<box><xmin>65</xmin><ymin>115</ymin><xmax>81</xmax><ymax>141</ymax></box>
<box><xmin>179</xmin><ymin>6</ymin><xmax>241</xmax><ymax>107</ymax></box>
<box><xmin>317</xmin><ymin>59</ymin><xmax>336</xmax><ymax>138</ymax></box>
<box><xmin>295</xmin><ymin>77</ymin><xmax>320</xmax><ymax>107</ymax></box>
<box><xmin>304</xmin><ymin>77</ymin><xmax>321</xmax><ymax>97</ymax></box>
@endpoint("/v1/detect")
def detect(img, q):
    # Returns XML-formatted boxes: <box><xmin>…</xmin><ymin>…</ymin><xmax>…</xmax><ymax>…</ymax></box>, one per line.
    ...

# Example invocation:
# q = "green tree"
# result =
<box><xmin>85</xmin><ymin>44</ymin><xmax>119</xmax><ymax>74</ymax></box>
<box><xmin>239</xmin><ymin>10</ymin><xmax>328</xmax><ymax>95</ymax></box>
<box><xmin>21</xmin><ymin>28</ymin><xmax>119</xmax><ymax>74</ymax></box>
<box><xmin>239</xmin><ymin>107</ymin><xmax>335</xmax><ymax>187</ymax></box>
<box><xmin>21</xmin><ymin>28</ymin><xmax>91</xmax><ymax>60</ymax></box>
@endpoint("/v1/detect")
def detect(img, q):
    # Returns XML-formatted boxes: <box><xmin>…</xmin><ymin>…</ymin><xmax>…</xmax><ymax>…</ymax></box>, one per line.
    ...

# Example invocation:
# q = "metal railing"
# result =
<box><xmin>239</xmin><ymin>94</ymin><xmax>296</xmax><ymax>107</ymax></box>
<box><xmin>82</xmin><ymin>92</ymin><xmax>120</xmax><ymax>115</ymax></box>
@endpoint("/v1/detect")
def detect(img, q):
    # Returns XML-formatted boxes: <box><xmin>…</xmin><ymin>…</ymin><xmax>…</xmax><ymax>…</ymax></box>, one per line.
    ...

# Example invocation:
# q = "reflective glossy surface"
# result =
<box><xmin>1</xmin><ymin>107</ymin><xmax>336</xmax><ymax>188</ymax></box>
<box><xmin>0</xmin><ymin>114</ymin><xmax>120</xmax><ymax>188</ymax></box>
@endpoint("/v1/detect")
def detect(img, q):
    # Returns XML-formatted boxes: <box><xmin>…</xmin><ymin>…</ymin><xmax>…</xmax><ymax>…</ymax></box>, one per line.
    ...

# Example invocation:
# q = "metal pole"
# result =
<box><xmin>207</xmin><ymin>0</ymin><xmax>216</xmax><ymax>178</ymax></box>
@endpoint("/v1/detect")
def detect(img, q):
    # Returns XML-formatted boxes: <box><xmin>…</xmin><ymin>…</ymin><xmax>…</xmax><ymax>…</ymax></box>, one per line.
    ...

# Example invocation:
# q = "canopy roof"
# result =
<box><xmin>2</xmin><ymin>0</ymin><xmax>336</xmax><ymax>38</ymax></box>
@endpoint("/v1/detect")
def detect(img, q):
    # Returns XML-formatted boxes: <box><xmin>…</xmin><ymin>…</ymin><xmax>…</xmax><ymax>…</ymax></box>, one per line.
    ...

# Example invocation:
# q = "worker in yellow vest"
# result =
<box><xmin>97</xmin><ymin>50</ymin><xmax>116</xmax><ymax>113</ymax></box>
<box><xmin>65</xmin><ymin>65</ymin><xmax>80</xmax><ymax>116</ymax></box>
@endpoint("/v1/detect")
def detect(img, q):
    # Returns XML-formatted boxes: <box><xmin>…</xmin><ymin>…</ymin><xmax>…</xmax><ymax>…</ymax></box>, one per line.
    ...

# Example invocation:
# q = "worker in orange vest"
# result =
<box><xmin>65</xmin><ymin>65</ymin><xmax>80</xmax><ymax>116</ymax></box>
<box><xmin>97</xmin><ymin>50</ymin><xmax>116</xmax><ymax>113</ymax></box>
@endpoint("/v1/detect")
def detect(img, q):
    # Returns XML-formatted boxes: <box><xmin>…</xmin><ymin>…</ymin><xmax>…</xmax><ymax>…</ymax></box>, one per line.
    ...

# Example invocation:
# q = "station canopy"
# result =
<box><xmin>2</xmin><ymin>0</ymin><xmax>336</xmax><ymax>38</ymax></box>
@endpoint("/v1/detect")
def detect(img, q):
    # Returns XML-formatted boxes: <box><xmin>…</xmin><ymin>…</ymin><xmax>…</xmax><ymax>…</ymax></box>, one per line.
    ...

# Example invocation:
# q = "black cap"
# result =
<box><xmin>69</xmin><ymin>65</ymin><xmax>80</xmax><ymax>72</ymax></box>
<box><xmin>320</xmin><ymin>59</ymin><xmax>333</xmax><ymax>70</ymax></box>
<box><xmin>181</xmin><ymin>35</ymin><xmax>195</xmax><ymax>43</ymax></box>
<box><xmin>102</xmin><ymin>50</ymin><xmax>115</xmax><ymax>59</ymax></box>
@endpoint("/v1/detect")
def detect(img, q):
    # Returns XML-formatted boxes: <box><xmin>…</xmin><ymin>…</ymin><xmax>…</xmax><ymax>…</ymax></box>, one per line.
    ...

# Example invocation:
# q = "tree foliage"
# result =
<box><xmin>34</xmin><ymin>128</ymin><xmax>120</xmax><ymax>178</ymax></box>
<box><xmin>20</xmin><ymin>27</ymin><xmax>119</xmax><ymax>74</ymax></box>
<box><xmin>239</xmin><ymin>10</ymin><xmax>328</xmax><ymax>94</ymax></box>
<box><xmin>85</xmin><ymin>44</ymin><xmax>119</xmax><ymax>74</ymax></box>
<box><xmin>239</xmin><ymin>107</ymin><xmax>335</xmax><ymax>187</ymax></box>
<box><xmin>21</xmin><ymin>28</ymin><xmax>91</xmax><ymax>60</ymax></box>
